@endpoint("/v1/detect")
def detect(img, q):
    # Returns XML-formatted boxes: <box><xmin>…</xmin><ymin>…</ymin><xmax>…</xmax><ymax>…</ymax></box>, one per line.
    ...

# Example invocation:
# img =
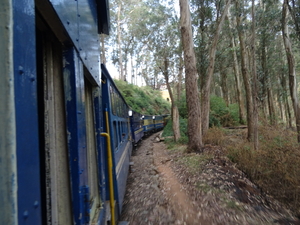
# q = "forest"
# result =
<box><xmin>103</xmin><ymin>0</ymin><xmax>299</xmax><ymax>149</ymax></box>
<box><xmin>105</xmin><ymin>0</ymin><xmax>300</xmax><ymax>216</ymax></box>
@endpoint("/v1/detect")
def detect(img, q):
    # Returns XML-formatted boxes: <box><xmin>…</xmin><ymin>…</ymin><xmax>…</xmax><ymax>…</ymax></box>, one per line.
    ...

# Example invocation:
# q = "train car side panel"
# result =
<box><xmin>143</xmin><ymin>115</ymin><xmax>154</xmax><ymax>134</ymax></box>
<box><xmin>49</xmin><ymin>0</ymin><xmax>101</xmax><ymax>86</ymax></box>
<box><xmin>13</xmin><ymin>0</ymin><xmax>42</xmax><ymax>224</ymax></box>
<box><xmin>130</xmin><ymin>111</ymin><xmax>144</xmax><ymax>144</ymax></box>
<box><xmin>154</xmin><ymin>115</ymin><xmax>164</xmax><ymax>130</ymax></box>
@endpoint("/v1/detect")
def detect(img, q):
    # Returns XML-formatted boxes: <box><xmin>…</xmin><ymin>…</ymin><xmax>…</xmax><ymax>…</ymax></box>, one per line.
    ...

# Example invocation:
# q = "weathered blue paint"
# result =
<box><xmin>63</xmin><ymin>47</ymin><xmax>89</xmax><ymax>224</ymax></box>
<box><xmin>49</xmin><ymin>0</ymin><xmax>101</xmax><ymax>86</ymax></box>
<box><xmin>13</xmin><ymin>0</ymin><xmax>42</xmax><ymax>224</ymax></box>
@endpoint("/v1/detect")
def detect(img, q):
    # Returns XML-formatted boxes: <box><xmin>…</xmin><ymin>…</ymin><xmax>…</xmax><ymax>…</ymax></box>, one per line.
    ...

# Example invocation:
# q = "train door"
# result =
<box><xmin>36</xmin><ymin>17</ymin><xmax>73</xmax><ymax>225</ymax></box>
<box><xmin>84</xmin><ymin>75</ymin><xmax>102</xmax><ymax>223</ymax></box>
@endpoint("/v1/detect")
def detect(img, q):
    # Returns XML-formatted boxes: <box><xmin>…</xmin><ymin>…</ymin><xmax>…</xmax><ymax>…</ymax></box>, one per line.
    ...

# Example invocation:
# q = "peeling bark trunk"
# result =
<box><xmin>201</xmin><ymin>0</ymin><xmax>231</xmax><ymax>135</ymax></box>
<box><xmin>251</xmin><ymin>0</ymin><xmax>259</xmax><ymax>150</ymax></box>
<box><xmin>162</xmin><ymin>58</ymin><xmax>181</xmax><ymax>142</ymax></box>
<box><xmin>179</xmin><ymin>0</ymin><xmax>202</xmax><ymax>152</ymax></box>
<box><xmin>235</xmin><ymin>1</ymin><xmax>254</xmax><ymax>141</ymax></box>
<box><xmin>282</xmin><ymin>0</ymin><xmax>300</xmax><ymax>142</ymax></box>
<box><xmin>227</xmin><ymin>14</ymin><xmax>246</xmax><ymax>124</ymax></box>
<box><xmin>220</xmin><ymin>69</ymin><xmax>229</xmax><ymax>107</ymax></box>
<box><xmin>267</xmin><ymin>86</ymin><xmax>276</xmax><ymax>125</ymax></box>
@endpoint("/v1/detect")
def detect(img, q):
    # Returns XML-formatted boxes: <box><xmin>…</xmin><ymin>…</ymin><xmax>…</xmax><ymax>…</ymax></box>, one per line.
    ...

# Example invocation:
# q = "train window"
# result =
<box><xmin>84</xmin><ymin>77</ymin><xmax>101</xmax><ymax>222</ymax></box>
<box><xmin>122</xmin><ymin>121</ymin><xmax>125</xmax><ymax>141</ymax></box>
<box><xmin>113</xmin><ymin>121</ymin><xmax>118</xmax><ymax>150</ymax></box>
<box><xmin>118</xmin><ymin>121</ymin><xmax>122</xmax><ymax>143</ymax></box>
<box><xmin>110</xmin><ymin>86</ymin><xmax>116</xmax><ymax>116</ymax></box>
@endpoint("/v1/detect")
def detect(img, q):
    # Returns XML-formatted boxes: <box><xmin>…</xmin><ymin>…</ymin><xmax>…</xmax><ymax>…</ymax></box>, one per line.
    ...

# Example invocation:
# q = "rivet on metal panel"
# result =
<box><xmin>19</xmin><ymin>66</ymin><xmax>24</xmax><ymax>75</ymax></box>
<box><xmin>34</xmin><ymin>201</ymin><xmax>39</xmax><ymax>208</ymax></box>
<box><xmin>23</xmin><ymin>211</ymin><xmax>29</xmax><ymax>219</ymax></box>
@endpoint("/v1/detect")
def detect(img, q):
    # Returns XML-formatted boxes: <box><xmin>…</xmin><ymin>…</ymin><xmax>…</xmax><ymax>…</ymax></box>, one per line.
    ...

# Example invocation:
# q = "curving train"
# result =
<box><xmin>0</xmin><ymin>0</ymin><xmax>169</xmax><ymax>225</ymax></box>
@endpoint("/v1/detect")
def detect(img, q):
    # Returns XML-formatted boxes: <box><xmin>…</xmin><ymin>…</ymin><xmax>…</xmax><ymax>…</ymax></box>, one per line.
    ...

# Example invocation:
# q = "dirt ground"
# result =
<box><xmin>120</xmin><ymin>133</ymin><xmax>300</xmax><ymax>225</ymax></box>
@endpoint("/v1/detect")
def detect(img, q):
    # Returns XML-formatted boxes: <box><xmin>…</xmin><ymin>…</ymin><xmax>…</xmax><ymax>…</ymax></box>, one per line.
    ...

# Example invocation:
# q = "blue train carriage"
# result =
<box><xmin>153</xmin><ymin>115</ymin><xmax>164</xmax><ymax>131</ymax></box>
<box><xmin>163</xmin><ymin>114</ymin><xmax>171</xmax><ymax>126</ymax></box>
<box><xmin>129</xmin><ymin>110</ymin><xmax>145</xmax><ymax>145</ymax></box>
<box><xmin>142</xmin><ymin>115</ymin><xmax>155</xmax><ymax>134</ymax></box>
<box><xmin>0</xmin><ymin>0</ymin><xmax>127</xmax><ymax>225</ymax></box>
<box><xmin>101</xmin><ymin>64</ymin><xmax>133</xmax><ymax>222</ymax></box>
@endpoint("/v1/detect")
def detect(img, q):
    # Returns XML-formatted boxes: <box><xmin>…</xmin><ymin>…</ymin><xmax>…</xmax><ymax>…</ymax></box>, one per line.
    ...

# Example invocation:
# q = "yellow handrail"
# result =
<box><xmin>101</xmin><ymin>110</ymin><xmax>115</xmax><ymax>225</ymax></box>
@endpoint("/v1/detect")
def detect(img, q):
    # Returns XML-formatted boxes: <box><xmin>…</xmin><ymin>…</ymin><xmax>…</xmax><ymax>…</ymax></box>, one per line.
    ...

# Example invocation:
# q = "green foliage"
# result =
<box><xmin>178</xmin><ymin>94</ymin><xmax>188</xmax><ymax>119</ymax></box>
<box><xmin>113</xmin><ymin>79</ymin><xmax>170</xmax><ymax>115</ymax></box>
<box><xmin>177</xmin><ymin>95</ymin><xmax>240</xmax><ymax>127</ymax></box>
<box><xmin>162</xmin><ymin>117</ymin><xmax>187</xmax><ymax>139</ymax></box>
<box><xmin>209</xmin><ymin>95</ymin><xmax>239</xmax><ymax>127</ymax></box>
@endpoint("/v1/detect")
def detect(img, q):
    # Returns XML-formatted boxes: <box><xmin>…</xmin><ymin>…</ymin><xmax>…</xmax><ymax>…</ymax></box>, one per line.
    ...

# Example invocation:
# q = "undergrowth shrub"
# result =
<box><xmin>226</xmin><ymin>124</ymin><xmax>300</xmax><ymax>214</ymax></box>
<box><xmin>162</xmin><ymin>117</ymin><xmax>187</xmax><ymax>138</ymax></box>
<box><xmin>210</xmin><ymin>96</ymin><xmax>239</xmax><ymax>127</ymax></box>
<box><xmin>203</xmin><ymin>127</ymin><xmax>225</xmax><ymax>146</ymax></box>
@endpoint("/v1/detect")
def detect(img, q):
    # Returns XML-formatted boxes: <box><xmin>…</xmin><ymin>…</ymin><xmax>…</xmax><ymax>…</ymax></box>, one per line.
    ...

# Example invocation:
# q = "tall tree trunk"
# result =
<box><xmin>285</xmin><ymin>95</ymin><xmax>292</xmax><ymax>128</ymax></box>
<box><xmin>117</xmin><ymin>1</ymin><xmax>124</xmax><ymax>80</ymax></box>
<box><xmin>177</xmin><ymin>55</ymin><xmax>184</xmax><ymax>101</ymax></box>
<box><xmin>282</xmin><ymin>0</ymin><xmax>300</xmax><ymax>142</ymax></box>
<box><xmin>179</xmin><ymin>0</ymin><xmax>202</xmax><ymax>152</ymax></box>
<box><xmin>201</xmin><ymin>0</ymin><xmax>231</xmax><ymax>135</ymax></box>
<box><xmin>162</xmin><ymin>58</ymin><xmax>181</xmax><ymax>142</ymax></box>
<box><xmin>267</xmin><ymin>86</ymin><xmax>276</xmax><ymax>125</ymax></box>
<box><xmin>220</xmin><ymin>68</ymin><xmax>229</xmax><ymax>107</ymax></box>
<box><xmin>130</xmin><ymin>54</ymin><xmax>134</xmax><ymax>84</ymax></box>
<box><xmin>251</xmin><ymin>0</ymin><xmax>259</xmax><ymax>150</ymax></box>
<box><xmin>235</xmin><ymin>1</ymin><xmax>254</xmax><ymax>141</ymax></box>
<box><xmin>227</xmin><ymin>14</ymin><xmax>246</xmax><ymax>124</ymax></box>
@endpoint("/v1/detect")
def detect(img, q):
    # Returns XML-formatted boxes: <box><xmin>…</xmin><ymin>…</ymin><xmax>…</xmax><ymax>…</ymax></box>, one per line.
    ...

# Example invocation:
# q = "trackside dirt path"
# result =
<box><xmin>153</xmin><ymin>141</ymin><xmax>210</xmax><ymax>225</ymax></box>
<box><xmin>120</xmin><ymin>133</ymin><xmax>300</xmax><ymax>225</ymax></box>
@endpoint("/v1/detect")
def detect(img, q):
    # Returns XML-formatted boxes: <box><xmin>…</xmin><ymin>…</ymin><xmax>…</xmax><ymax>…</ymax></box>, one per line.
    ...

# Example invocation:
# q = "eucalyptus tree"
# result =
<box><xmin>226</xmin><ymin>11</ymin><xmax>246</xmax><ymax>124</ymax></box>
<box><xmin>234</xmin><ymin>0</ymin><xmax>254</xmax><ymax>141</ymax></box>
<box><xmin>251</xmin><ymin>0</ymin><xmax>259</xmax><ymax>150</ymax></box>
<box><xmin>200</xmin><ymin>0</ymin><xmax>231</xmax><ymax>135</ymax></box>
<box><xmin>180</xmin><ymin>0</ymin><xmax>203</xmax><ymax>152</ymax></box>
<box><xmin>255</xmin><ymin>0</ymin><xmax>282</xmax><ymax>125</ymax></box>
<box><xmin>147</xmin><ymin>2</ymin><xmax>183</xmax><ymax>142</ymax></box>
<box><xmin>282</xmin><ymin>0</ymin><xmax>300</xmax><ymax>142</ymax></box>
